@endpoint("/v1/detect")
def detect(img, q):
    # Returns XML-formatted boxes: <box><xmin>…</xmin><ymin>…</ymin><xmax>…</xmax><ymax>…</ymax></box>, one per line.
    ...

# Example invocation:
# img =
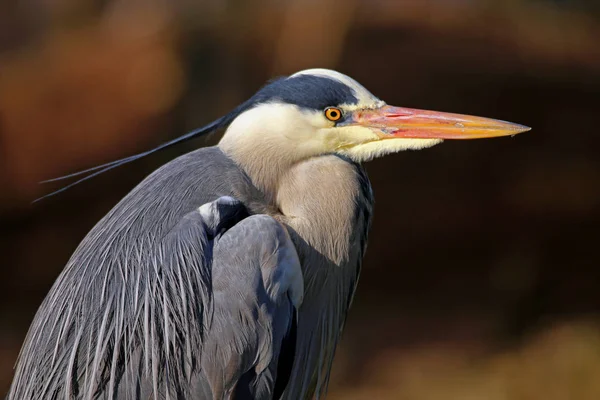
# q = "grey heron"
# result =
<box><xmin>8</xmin><ymin>69</ymin><xmax>530</xmax><ymax>399</ymax></box>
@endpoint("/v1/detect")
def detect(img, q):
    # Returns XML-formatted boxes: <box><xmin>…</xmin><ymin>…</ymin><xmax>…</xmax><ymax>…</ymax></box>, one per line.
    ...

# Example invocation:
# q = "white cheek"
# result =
<box><xmin>284</xmin><ymin>111</ymin><xmax>330</xmax><ymax>141</ymax></box>
<box><xmin>319</xmin><ymin>126</ymin><xmax>379</xmax><ymax>150</ymax></box>
<box><xmin>219</xmin><ymin>103</ymin><xmax>332</xmax><ymax>162</ymax></box>
<box><xmin>338</xmin><ymin>138</ymin><xmax>443</xmax><ymax>162</ymax></box>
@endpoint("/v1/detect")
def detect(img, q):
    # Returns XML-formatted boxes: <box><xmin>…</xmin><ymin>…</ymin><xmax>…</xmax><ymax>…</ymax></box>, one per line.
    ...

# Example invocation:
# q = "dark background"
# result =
<box><xmin>1</xmin><ymin>0</ymin><xmax>600</xmax><ymax>398</ymax></box>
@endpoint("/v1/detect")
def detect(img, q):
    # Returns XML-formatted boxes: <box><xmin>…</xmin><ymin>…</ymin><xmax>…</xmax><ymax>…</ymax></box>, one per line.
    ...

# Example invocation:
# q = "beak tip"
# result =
<box><xmin>496</xmin><ymin>121</ymin><xmax>531</xmax><ymax>137</ymax></box>
<box><xmin>514</xmin><ymin>124</ymin><xmax>532</xmax><ymax>134</ymax></box>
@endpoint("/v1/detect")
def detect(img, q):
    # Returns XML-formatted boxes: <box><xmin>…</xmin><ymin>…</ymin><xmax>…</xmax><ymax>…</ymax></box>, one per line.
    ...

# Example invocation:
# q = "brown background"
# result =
<box><xmin>1</xmin><ymin>0</ymin><xmax>600</xmax><ymax>398</ymax></box>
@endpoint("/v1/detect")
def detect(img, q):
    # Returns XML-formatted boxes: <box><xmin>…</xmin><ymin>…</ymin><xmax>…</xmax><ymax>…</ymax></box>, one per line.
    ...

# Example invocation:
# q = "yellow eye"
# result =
<box><xmin>324</xmin><ymin>107</ymin><xmax>342</xmax><ymax>122</ymax></box>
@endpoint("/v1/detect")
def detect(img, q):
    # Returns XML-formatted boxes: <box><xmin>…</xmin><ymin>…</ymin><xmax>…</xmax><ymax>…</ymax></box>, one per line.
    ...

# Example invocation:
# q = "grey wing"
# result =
<box><xmin>199</xmin><ymin>212</ymin><xmax>303</xmax><ymax>400</ymax></box>
<box><xmin>8</xmin><ymin>196</ymin><xmax>302</xmax><ymax>400</ymax></box>
<box><xmin>9</xmin><ymin>200</ymin><xmax>225</xmax><ymax>400</ymax></box>
<box><xmin>121</xmin><ymin>198</ymin><xmax>303</xmax><ymax>399</ymax></box>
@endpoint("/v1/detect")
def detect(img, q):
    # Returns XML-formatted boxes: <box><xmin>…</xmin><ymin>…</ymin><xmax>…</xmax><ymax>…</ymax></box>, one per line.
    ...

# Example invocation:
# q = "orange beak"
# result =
<box><xmin>351</xmin><ymin>105</ymin><xmax>531</xmax><ymax>139</ymax></box>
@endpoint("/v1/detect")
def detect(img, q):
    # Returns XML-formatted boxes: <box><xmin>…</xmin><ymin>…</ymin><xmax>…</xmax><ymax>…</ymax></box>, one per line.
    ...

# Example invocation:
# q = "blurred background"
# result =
<box><xmin>1</xmin><ymin>0</ymin><xmax>600</xmax><ymax>398</ymax></box>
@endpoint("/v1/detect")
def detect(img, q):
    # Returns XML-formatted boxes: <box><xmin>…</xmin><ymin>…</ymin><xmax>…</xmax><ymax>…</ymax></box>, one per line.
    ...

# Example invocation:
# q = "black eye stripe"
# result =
<box><xmin>247</xmin><ymin>75</ymin><xmax>359</xmax><ymax>112</ymax></box>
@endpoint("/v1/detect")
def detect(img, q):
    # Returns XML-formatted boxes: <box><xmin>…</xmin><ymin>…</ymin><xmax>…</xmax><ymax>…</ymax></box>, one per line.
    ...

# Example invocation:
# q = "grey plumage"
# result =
<box><xmin>202</xmin><ymin>212</ymin><xmax>301</xmax><ymax>399</ymax></box>
<box><xmin>272</xmin><ymin>155</ymin><xmax>372</xmax><ymax>399</ymax></box>
<box><xmin>10</xmin><ymin>146</ymin><xmax>370</xmax><ymax>399</ymax></box>
<box><xmin>9</xmin><ymin>148</ymin><xmax>306</xmax><ymax>399</ymax></box>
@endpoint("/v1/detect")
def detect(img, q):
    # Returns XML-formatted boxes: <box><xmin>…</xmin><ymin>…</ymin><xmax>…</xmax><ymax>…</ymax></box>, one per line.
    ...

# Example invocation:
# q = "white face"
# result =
<box><xmin>219</xmin><ymin>69</ymin><xmax>442</xmax><ymax>165</ymax></box>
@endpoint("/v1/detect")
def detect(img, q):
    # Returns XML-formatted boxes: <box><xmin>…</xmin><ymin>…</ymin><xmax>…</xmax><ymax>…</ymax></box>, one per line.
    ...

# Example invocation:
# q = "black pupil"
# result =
<box><xmin>330</xmin><ymin>110</ymin><xmax>338</xmax><ymax>118</ymax></box>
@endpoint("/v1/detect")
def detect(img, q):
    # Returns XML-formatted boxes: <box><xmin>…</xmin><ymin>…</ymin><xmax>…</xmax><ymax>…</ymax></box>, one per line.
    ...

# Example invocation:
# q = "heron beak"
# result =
<box><xmin>352</xmin><ymin>105</ymin><xmax>531</xmax><ymax>139</ymax></box>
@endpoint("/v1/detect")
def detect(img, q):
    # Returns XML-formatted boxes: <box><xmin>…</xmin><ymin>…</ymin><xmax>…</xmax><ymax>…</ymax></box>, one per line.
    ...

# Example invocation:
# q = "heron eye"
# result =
<box><xmin>324</xmin><ymin>107</ymin><xmax>342</xmax><ymax>122</ymax></box>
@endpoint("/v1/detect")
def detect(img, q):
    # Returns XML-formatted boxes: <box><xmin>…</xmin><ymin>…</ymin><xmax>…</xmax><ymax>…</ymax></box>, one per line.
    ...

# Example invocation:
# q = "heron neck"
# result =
<box><xmin>274</xmin><ymin>155</ymin><xmax>373</xmax><ymax>398</ymax></box>
<box><xmin>275</xmin><ymin>156</ymin><xmax>362</xmax><ymax>261</ymax></box>
<box><xmin>220</xmin><ymin>147</ymin><xmax>373</xmax><ymax>398</ymax></box>
<box><xmin>220</xmin><ymin>147</ymin><xmax>371</xmax><ymax>273</ymax></box>
<box><xmin>218</xmin><ymin>143</ymin><xmax>295</xmax><ymax>205</ymax></box>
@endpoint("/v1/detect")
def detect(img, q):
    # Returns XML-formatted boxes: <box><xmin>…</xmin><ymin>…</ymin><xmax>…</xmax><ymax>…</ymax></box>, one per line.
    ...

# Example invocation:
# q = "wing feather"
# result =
<box><xmin>9</xmin><ymin>195</ymin><xmax>302</xmax><ymax>400</ymax></box>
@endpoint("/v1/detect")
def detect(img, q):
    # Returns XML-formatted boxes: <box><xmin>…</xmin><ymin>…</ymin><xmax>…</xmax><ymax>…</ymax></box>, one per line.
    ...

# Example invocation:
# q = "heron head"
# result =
<box><xmin>219</xmin><ymin>68</ymin><xmax>530</xmax><ymax>165</ymax></box>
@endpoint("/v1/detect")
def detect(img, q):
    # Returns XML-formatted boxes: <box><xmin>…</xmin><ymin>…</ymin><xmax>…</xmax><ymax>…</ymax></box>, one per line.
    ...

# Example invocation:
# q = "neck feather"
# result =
<box><xmin>220</xmin><ymin>138</ymin><xmax>374</xmax><ymax>399</ymax></box>
<box><xmin>275</xmin><ymin>156</ymin><xmax>373</xmax><ymax>398</ymax></box>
